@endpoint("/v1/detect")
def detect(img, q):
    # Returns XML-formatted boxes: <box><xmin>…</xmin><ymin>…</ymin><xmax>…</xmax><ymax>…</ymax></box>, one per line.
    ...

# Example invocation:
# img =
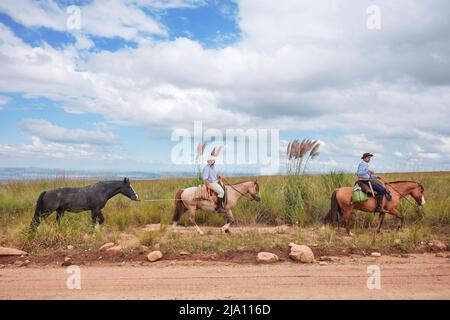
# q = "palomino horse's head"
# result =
<box><xmin>121</xmin><ymin>177</ymin><xmax>139</xmax><ymax>201</ymax></box>
<box><xmin>248</xmin><ymin>179</ymin><xmax>261</xmax><ymax>202</ymax></box>
<box><xmin>410</xmin><ymin>182</ymin><xmax>426</xmax><ymax>206</ymax></box>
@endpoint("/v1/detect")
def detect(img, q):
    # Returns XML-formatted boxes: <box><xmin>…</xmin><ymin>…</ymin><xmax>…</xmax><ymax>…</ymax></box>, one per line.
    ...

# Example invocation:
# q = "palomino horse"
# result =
<box><xmin>30</xmin><ymin>178</ymin><xmax>139</xmax><ymax>229</ymax></box>
<box><xmin>324</xmin><ymin>181</ymin><xmax>425</xmax><ymax>235</ymax></box>
<box><xmin>172</xmin><ymin>180</ymin><xmax>261</xmax><ymax>234</ymax></box>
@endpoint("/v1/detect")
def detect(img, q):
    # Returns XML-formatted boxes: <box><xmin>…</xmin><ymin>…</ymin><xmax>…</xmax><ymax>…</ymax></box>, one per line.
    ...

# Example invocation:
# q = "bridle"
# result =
<box><xmin>384</xmin><ymin>180</ymin><xmax>423</xmax><ymax>207</ymax></box>
<box><xmin>222</xmin><ymin>178</ymin><xmax>258</xmax><ymax>201</ymax></box>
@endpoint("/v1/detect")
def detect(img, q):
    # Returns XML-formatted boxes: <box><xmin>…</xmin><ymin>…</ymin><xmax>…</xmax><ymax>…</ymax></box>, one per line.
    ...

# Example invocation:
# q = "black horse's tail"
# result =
<box><xmin>323</xmin><ymin>190</ymin><xmax>342</xmax><ymax>226</ymax></box>
<box><xmin>172</xmin><ymin>189</ymin><xmax>186</xmax><ymax>222</ymax></box>
<box><xmin>30</xmin><ymin>191</ymin><xmax>46</xmax><ymax>229</ymax></box>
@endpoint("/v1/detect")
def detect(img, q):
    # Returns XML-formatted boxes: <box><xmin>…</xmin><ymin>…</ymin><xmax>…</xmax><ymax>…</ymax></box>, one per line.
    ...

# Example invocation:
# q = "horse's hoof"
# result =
<box><xmin>348</xmin><ymin>231</ymin><xmax>354</xmax><ymax>237</ymax></box>
<box><xmin>224</xmin><ymin>229</ymin><xmax>231</xmax><ymax>234</ymax></box>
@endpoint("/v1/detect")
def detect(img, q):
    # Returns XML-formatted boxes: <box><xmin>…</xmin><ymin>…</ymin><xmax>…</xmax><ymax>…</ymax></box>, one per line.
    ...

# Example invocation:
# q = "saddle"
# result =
<box><xmin>355</xmin><ymin>180</ymin><xmax>392</xmax><ymax>201</ymax></box>
<box><xmin>193</xmin><ymin>181</ymin><xmax>227</xmax><ymax>205</ymax></box>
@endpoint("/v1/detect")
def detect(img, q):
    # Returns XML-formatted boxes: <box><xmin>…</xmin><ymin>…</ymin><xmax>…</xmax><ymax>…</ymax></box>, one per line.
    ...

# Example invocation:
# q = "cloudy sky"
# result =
<box><xmin>0</xmin><ymin>0</ymin><xmax>449</xmax><ymax>175</ymax></box>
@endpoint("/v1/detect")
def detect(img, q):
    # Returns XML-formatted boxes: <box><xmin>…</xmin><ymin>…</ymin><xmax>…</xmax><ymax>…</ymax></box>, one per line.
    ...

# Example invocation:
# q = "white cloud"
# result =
<box><xmin>0</xmin><ymin>95</ymin><xmax>10</xmax><ymax>110</ymax></box>
<box><xmin>0</xmin><ymin>136</ymin><xmax>121</xmax><ymax>160</ymax></box>
<box><xmin>0</xmin><ymin>0</ymin><xmax>449</xmax><ymax>170</ymax></box>
<box><xmin>20</xmin><ymin>119</ymin><xmax>120</xmax><ymax>145</ymax></box>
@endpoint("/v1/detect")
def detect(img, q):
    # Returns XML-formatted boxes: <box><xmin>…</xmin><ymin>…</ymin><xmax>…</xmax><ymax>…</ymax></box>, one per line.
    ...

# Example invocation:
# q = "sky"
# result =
<box><xmin>0</xmin><ymin>0</ymin><xmax>449</xmax><ymax>175</ymax></box>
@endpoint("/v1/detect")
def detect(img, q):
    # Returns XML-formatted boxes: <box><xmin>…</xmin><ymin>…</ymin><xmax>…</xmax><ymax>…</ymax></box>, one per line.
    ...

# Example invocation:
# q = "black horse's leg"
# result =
<box><xmin>91</xmin><ymin>210</ymin><xmax>98</xmax><ymax>226</ymax></box>
<box><xmin>56</xmin><ymin>209</ymin><xmax>64</xmax><ymax>225</ymax></box>
<box><xmin>97</xmin><ymin>210</ymin><xmax>105</xmax><ymax>225</ymax></box>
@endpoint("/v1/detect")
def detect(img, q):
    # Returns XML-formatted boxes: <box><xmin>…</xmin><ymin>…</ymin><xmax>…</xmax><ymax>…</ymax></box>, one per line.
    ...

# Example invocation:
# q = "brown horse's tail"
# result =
<box><xmin>323</xmin><ymin>190</ymin><xmax>342</xmax><ymax>226</ymax></box>
<box><xmin>172</xmin><ymin>189</ymin><xmax>186</xmax><ymax>222</ymax></box>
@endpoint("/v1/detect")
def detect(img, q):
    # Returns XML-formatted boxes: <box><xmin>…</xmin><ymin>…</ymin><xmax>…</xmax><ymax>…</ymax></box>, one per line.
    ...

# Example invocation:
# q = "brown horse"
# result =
<box><xmin>324</xmin><ymin>181</ymin><xmax>425</xmax><ymax>235</ymax></box>
<box><xmin>172</xmin><ymin>180</ymin><xmax>261</xmax><ymax>234</ymax></box>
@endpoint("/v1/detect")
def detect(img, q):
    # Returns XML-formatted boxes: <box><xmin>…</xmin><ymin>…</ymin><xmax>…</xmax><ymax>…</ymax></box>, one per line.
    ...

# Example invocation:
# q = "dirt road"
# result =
<box><xmin>1</xmin><ymin>253</ymin><xmax>449</xmax><ymax>300</ymax></box>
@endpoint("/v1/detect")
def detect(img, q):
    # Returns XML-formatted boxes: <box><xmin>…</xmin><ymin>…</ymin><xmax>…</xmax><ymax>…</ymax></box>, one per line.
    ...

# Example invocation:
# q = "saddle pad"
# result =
<box><xmin>193</xmin><ymin>185</ymin><xmax>212</xmax><ymax>201</ymax></box>
<box><xmin>352</xmin><ymin>185</ymin><xmax>369</xmax><ymax>203</ymax></box>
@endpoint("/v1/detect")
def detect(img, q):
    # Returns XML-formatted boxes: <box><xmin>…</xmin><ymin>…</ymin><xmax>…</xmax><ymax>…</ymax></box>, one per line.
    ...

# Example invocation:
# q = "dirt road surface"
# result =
<box><xmin>1</xmin><ymin>253</ymin><xmax>449</xmax><ymax>300</ymax></box>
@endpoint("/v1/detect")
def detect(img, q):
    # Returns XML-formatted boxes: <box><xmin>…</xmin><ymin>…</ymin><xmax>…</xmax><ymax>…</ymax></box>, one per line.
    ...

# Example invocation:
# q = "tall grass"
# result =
<box><xmin>0</xmin><ymin>171</ymin><xmax>449</xmax><ymax>252</ymax></box>
<box><xmin>283</xmin><ymin>139</ymin><xmax>320</xmax><ymax>225</ymax></box>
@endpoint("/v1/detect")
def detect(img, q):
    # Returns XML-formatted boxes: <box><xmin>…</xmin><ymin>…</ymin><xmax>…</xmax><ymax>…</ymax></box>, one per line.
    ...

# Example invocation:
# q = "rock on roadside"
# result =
<box><xmin>147</xmin><ymin>251</ymin><xmax>163</xmax><ymax>262</ymax></box>
<box><xmin>371</xmin><ymin>252</ymin><xmax>382</xmax><ymax>257</ymax></box>
<box><xmin>289</xmin><ymin>244</ymin><xmax>315</xmax><ymax>263</ymax></box>
<box><xmin>256</xmin><ymin>252</ymin><xmax>279</xmax><ymax>264</ymax></box>
<box><xmin>100</xmin><ymin>242</ymin><xmax>116</xmax><ymax>251</ymax></box>
<box><xmin>0</xmin><ymin>247</ymin><xmax>28</xmax><ymax>256</ymax></box>
<box><xmin>62</xmin><ymin>257</ymin><xmax>72</xmax><ymax>267</ymax></box>
<box><xmin>106</xmin><ymin>246</ymin><xmax>122</xmax><ymax>257</ymax></box>
<box><xmin>431</xmin><ymin>240</ymin><xmax>448</xmax><ymax>251</ymax></box>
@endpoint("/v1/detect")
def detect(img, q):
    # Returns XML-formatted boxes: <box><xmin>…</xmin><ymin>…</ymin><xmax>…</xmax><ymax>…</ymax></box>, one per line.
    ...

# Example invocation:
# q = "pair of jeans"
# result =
<box><xmin>209</xmin><ymin>182</ymin><xmax>225</xmax><ymax>198</ymax></box>
<box><xmin>358</xmin><ymin>180</ymin><xmax>386</xmax><ymax>196</ymax></box>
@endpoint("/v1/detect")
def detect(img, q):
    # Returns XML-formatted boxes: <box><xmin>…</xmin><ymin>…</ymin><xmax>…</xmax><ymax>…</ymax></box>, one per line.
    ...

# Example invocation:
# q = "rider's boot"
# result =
<box><xmin>215</xmin><ymin>197</ymin><xmax>227</xmax><ymax>214</ymax></box>
<box><xmin>376</xmin><ymin>195</ymin><xmax>388</xmax><ymax>213</ymax></box>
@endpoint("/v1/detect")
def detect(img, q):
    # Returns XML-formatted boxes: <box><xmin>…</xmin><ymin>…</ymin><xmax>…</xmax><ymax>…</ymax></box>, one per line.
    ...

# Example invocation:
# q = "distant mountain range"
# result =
<box><xmin>0</xmin><ymin>167</ymin><xmax>258</xmax><ymax>181</ymax></box>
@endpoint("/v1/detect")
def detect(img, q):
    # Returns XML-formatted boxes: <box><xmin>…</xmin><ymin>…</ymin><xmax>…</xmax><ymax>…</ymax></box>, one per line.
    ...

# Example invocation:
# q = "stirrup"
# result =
<box><xmin>377</xmin><ymin>207</ymin><xmax>388</xmax><ymax>213</ymax></box>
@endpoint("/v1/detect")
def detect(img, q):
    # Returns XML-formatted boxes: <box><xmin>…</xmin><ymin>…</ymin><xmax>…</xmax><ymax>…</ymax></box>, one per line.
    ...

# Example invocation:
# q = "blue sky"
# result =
<box><xmin>0</xmin><ymin>0</ymin><xmax>449</xmax><ymax>175</ymax></box>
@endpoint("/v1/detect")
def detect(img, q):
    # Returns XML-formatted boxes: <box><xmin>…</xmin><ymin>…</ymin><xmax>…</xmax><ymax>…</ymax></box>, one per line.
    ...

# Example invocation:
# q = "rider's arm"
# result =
<box><xmin>203</xmin><ymin>166</ymin><xmax>211</xmax><ymax>187</ymax></box>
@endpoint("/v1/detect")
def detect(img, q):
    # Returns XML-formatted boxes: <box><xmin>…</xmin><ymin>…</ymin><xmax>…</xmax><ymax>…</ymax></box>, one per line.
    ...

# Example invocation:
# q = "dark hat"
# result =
<box><xmin>361</xmin><ymin>153</ymin><xmax>374</xmax><ymax>159</ymax></box>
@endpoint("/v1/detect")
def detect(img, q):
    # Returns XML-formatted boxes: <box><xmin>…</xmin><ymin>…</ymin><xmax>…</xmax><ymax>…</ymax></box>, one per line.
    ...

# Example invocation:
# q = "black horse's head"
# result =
<box><xmin>121</xmin><ymin>177</ymin><xmax>139</xmax><ymax>201</ymax></box>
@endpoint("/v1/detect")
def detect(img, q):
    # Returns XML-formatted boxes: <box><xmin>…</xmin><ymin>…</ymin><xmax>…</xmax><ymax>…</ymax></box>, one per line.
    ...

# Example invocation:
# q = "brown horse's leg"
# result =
<box><xmin>389</xmin><ymin>208</ymin><xmax>405</xmax><ymax>230</ymax></box>
<box><xmin>189</xmin><ymin>208</ymin><xmax>204</xmax><ymax>235</ymax></box>
<box><xmin>342</xmin><ymin>207</ymin><xmax>353</xmax><ymax>235</ymax></box>
<box><xmin>376</xmin><ymin>213</ymin><xmax>386</xmax><ymax>233</ymax></box>
<box><xmin>222</xmin><ymin>209</ymin><xmax>235</xmax><ymax>234</ymax></box>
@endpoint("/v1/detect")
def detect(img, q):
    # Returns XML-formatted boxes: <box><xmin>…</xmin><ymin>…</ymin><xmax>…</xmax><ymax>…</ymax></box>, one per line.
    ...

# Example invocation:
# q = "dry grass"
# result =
<box><xmin>0</xmin><ymin>172</ymin><xmax>449</xmax><ymax>255</ymax></box>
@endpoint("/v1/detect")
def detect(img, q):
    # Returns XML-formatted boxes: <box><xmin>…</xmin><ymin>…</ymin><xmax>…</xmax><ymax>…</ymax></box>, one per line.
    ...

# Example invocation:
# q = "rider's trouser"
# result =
<box><xmin>359</xmin><ymin>180</ymin><xmax>386</xmax><ymax>196</ymax></box>
<box><xmin>209</xmin><ymin>182</ymin><xmax>225</xmax><ymax>198</ymax></box>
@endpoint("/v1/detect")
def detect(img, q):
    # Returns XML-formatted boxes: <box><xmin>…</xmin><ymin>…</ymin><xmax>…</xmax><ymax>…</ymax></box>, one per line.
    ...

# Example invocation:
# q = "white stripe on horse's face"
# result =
<box><xmin>421</xmin><ymin>195</ymin><xmax>426</xmax><ymax>206</ymax></box>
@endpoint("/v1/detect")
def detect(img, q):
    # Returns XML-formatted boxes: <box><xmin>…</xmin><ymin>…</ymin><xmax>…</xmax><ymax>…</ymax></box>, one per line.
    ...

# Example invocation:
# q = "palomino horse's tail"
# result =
<box><xmin>323</xmin><ymin>190</ymin><xmax>342</xmax><ymax>226</ymax></box>
<box><xmin>30</xmin><ymin>191</ymin><xmax>46</xmax><ymax>230</ymax></box>
<box><xmin>172</xmin><ymin>189</ymin><xmax>186</xmax><ymax>222</ymax></box>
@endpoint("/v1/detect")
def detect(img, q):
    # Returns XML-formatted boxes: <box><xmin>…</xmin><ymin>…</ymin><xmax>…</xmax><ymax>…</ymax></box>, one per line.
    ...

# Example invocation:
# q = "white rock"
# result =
<box><xmin>67</xmin><ymin>245</ymin><xmax>74</xmax><ymax>250</ymax></box>
<box><xmin>106</xmin><ymin>246</ymin><xmax>122</xmax><ymax>257</ymax></box>
<box><xmin>0</xmin><ymin>247</ymin><xmax>28</xmax><ymax>256</ymax></box>
<box><xmin>432</xmin><ymin>240</ymin><xmax>448</xmax><ymax>251</ymax></box>
<box><xmin>147</xmin><ymin>250</ymin><xmax>163</xmax><ymax>262</ymax></box>
<box><xmin>62</xmin><ymin>257</ymin><xmax>72</xmax><ymax>267</ymax></box>
<box><xmin>256</xmin><ymin>252</ymin><xmax>279</xmax><ymax>264</ymax></box>
<box><xmin>179</xmin><ymin>251</ymin><xmax>191</xmax><ymax>256</ymax></box>
<box><xmin>371</xmin><ymin>252</ymin><xmax>382</xmax><ymax>257</ymax></box>
<box><xmin>289</xmin><ymin>244</ymin><xmax>315</xmax><ymax>263</ymax></box>
<box><xmin>100</xmin><ymin>242</ymin><xmax>115</xmax><ymax>251</ymax></box>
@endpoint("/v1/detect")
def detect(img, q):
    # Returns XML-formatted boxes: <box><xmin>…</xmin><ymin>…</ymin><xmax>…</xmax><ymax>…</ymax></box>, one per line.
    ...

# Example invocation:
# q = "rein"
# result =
<box><xmin>222</xmin><ymin>178</ymin><xmax>256</xmax><ymax>201</ymax></box>
<box><xmin>383</xmin><ymin>180</ymin><xmax>419</xmax><ymax>207</ymax></box>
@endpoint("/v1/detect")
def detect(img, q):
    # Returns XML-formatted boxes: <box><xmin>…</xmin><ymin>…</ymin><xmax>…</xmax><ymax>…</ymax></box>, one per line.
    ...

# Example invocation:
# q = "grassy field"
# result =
<box><xmin>0</xmin><ymin>172</ymin><xmax>449</xmax><ymax>255</ymax></box>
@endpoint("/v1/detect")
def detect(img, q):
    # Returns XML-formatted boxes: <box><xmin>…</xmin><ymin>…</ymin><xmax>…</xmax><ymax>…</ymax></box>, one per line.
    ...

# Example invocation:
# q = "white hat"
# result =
<box><xmin>207</xmin><ymin>156</ymin><xmax>216</xmax><ymax>162</ymax></box>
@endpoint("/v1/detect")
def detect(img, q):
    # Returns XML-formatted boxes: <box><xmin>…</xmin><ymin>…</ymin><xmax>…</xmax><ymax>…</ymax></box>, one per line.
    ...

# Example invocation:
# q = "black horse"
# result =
<box><xmin>30</xmin><ymin>178</ymin><xmax>139</xmax><ymax>229</ymax></box>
